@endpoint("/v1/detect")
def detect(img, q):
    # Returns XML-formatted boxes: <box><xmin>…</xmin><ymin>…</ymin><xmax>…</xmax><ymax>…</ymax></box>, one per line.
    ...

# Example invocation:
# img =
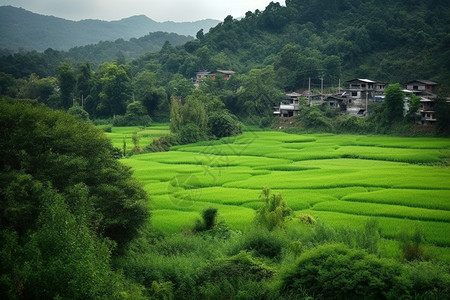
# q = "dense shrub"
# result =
<box><xmin>67</xmin><ymin>104</ymin><xmax>90</xmax><ymax>121</ymax></box>
<box><xmin>113</xmin><ymin>101</ymin><xmax>152</xmax><ymax>127</ymax></box>
<box><xmin>298</xmin><ymin>107</ymin><xmax>333</xmax><ymax>132</ymax></box>
<box><xmin>279</xmin><ymin>244</ymin><xmax>409</xmax><ymax>299</ymax></box>
<box><xmin>403</xmin><ymin>261</ymin><xmax>450</xmax><ymax>299</ymax></box>
<box><xmin>147</xmin><ymin>134</ymin><xmax>180</xmax><ymax>152</ymax></box>
<box><xmin>254</xmin><ymin>187</ymin><xmax>292</xmax><ymax>231</ymax></box>
<box><xmin>208</xmin><ymin>110</ymin><xmax>242</xmax><ymax>138</ymax></box>
<box><xmin>232</xmin><ymin>226</ymin><xmax>287</xmax><ymax>260</ymax></box>
<box><xmin>399</xmin><ymin>223</ymin><xmax>425</xmax><ymax>261</ymax></box>
<box><xmin>335</xmin><ymin>115</ymin><xmax>367</xmax><ymax>133</ymax></box>
<box><xmin>0</xmin><ymin>101</ymin><xmax>149</xmax><ymax>248</ymax></box>
<box><xmin>197</xmin><ymin>252</ymin><xmax>274</xmax><ymax>299</ymax></box>
<box><xmin>194</xmin><ymin>208</ymin><xmax>218</xmax><ymax>232</ymax></box>
<box><xmin>0</xmin><ymin>101</ymin><xmax>148</xmax><ymax>299</ymax></box>
<box><xmin>179</xmin><ymin>123</ymin><xmax>206</xmax><ymax>144</ymax></box>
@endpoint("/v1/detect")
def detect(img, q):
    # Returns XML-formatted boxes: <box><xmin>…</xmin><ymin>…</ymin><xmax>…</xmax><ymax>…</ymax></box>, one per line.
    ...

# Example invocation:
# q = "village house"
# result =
<box><xmin>273</xmin><ymin>92</ymin><xmax>302</xmax><ymax>117</ymax></box>
<box><xmin>323</xmin><ymin>93</ymin><xmax>349</xmax><ymax>110</ymax></box>
<box><xmin>344</xmin><ymin>78</ymin><xmax>386</xmax><ymax>114</ymax></box>
<box><xmin>346</xmin><ymin>78</ymin><xmax>385</xmax><ymax>100</ymax></box>
<box><xmin>216</xmin><ymin>70</ymin><xmax>235</xmax><ymax>80</ymax></box>
<box><xmin>195</xmin><ymin>70</ymin><xmax>235</xmax><ymax>86</ymax></box>
<box><xmin>273</xmin><ymin>78</ymin><xmax>446</xmax><ymax>123</ymax></box>
<box><xmin>196</xmin><ymin>71</ymin><xmax>215</xmax><ymax>83</ymax></box>
<box><xmin>404</xmin><ymin>80</ymin><xmax>438</xmax><ymax>125</ymax></box>
<box><xmin>405</xmin><ymin>80</ymin><xmax>438</xmax><ymax>98</ymax></box>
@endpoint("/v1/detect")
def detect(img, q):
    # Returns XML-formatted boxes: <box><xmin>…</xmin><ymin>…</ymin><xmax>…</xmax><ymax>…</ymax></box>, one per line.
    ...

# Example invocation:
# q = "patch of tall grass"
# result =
<box><xmin>300</xmin><ymin>210</ymin><xmax>450</xmax><ymax>246</ymax></box>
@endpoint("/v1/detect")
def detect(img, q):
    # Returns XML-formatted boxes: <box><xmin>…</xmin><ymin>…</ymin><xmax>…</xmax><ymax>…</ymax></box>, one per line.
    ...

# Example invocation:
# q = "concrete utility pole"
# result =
<box><xmin>308</xmin><ymin>77</ymin><xmax>311</xmax><ymax>106</ymax></box>
<box><xmin>365</xmin><ymin>92</ymin><xmax>368</xmax><ymax>113</ymax></box>
<box><xmin>320</xmin><ymin>76</ymin><xmax>324</xmax><ymax>102</ymax></box>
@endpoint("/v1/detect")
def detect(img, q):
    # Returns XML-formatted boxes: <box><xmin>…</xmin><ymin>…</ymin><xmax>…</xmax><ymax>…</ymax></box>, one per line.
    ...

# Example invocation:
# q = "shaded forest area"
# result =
<box><xmin>1</xmin><ymin>0</ymin><xmax>449</xmax><ymax>92</ymax></box>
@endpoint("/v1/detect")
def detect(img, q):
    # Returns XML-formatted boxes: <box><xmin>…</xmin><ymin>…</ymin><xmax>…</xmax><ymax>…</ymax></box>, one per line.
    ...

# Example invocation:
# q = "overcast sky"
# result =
<box><xmin>0</xmin><ymin>0</ymin><xmax>278</xmax><ymax>22</ymax></box>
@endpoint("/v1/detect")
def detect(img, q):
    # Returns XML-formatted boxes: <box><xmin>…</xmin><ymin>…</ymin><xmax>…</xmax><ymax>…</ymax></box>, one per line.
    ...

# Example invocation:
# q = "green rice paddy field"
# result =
<box><xmin>104</xmin><ymin>124</ymin><xmax>170</xmax><ymax>155</ymax></box>
<box><xmin>117</xmin><ymin>127</ymin><xmax>450</xmax><ymax>260</ymax></box>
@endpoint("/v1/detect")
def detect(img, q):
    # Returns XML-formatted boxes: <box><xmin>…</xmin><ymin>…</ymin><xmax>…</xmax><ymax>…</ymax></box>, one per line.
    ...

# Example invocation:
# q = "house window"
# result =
<box><xmin>361</xmin><ymin>84</ymin><xmax>366</xmax><ymax>88</ymax></box>
<box><xmin>352</xmin><ymin>92</ymin><xmax>357</xmax><ymax>97</ymax></box>
<box><xmin>413</xmin><ymin>85</ymin><xmax>418</xmax><ymax>90</ymax></box>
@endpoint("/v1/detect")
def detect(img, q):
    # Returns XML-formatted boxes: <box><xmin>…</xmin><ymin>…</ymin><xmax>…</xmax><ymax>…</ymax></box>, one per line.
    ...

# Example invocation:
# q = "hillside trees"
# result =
<box><xmin>56</xmin><ymin>62</ymin><xmax>76</xmax><ymax>109</ymax></box>
<box><xmin>0</xmin><ymin>101</ymin><xmax>149</xmax><ymax>247</ymax></box>
<box><xmin>238</xmin><ymin>65</ymin><xmax>282</xmax><ymax>120</ymax></box>
<box><xmin>97</xmin><ymin>63</ymin><xmax>132</xmax><ymax>117</ymax></box>
<box><xmin>382</xmin><ymin>83</ymin><xmax>405</xmax><ymax>125</ymax></box>
<box><xmin>0</xmin><ymin>100</ymin><xmax>149</xmax><ymax>298</ymax></box>
<box><xmin>133</xmin><ymin>70</ymin><xmax>168</xmax><ymax>119</ymax></box>
<box><xmin>434</xmin><ymin>95</ymin><xmax>450</xmax><ymax>136</ymax></box>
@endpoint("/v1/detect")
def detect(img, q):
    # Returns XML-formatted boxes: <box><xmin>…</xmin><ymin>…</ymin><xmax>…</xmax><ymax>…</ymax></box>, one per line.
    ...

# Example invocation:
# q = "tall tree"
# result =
<box><xmin>97</xmin><ymin>63</ymin><xmax>132</xmax><ymax>117</ymax></box>
<box><xmin>238</xmin><ymin>65</ymin><xmax>282</xmax><ymax>119</ymax></box>
<box><xmin>75</xmin><ymin>62</ymin><xmax>93</xmax><ymax>104</ymax></box>
<box><xmin>57</xmin><ymin>62</ymin><xmax>76</xmax><ymax>109</ymax></box>
<box><xmin>382</xmin><ymin>83</ymin><xmax>405</xmax><ymax>124</ymax></box>
<box><xmin>0</xmin><ymin>101</ymin><xmax>149</xmax><ymax>247</ymax></box>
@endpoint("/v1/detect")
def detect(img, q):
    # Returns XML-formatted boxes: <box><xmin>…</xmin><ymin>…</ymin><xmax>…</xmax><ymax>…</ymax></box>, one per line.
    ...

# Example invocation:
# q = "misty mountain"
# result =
<box><xmin>0</xmin><ymin>5</ymin><xmax>219</xmax><ymax>51</ymax></box>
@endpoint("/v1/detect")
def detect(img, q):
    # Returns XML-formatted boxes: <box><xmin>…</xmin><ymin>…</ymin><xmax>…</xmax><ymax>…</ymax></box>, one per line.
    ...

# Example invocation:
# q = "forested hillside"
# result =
<box><xmin>133</xmin><ymin>0</ymin><xmax>449</xmax><ymax>92</ymax></box>
<box><xmin>2</xmin><ymin>0</ymin><xmax>449</xmax><ymax>91</ymax></box>
<box><xmin>0</xmin><ymin>5</ymin><xmax>218</xmax><ymax>51</ymax></box>
<box><xmin>0</xmin><ymin>32</ymin><xmax>193</xmax><ymax>78</ymax></box>
<box><xmin>1</xmin><ymin>0</ymin><xmax>449</xmax><ymax>134</ymax></box>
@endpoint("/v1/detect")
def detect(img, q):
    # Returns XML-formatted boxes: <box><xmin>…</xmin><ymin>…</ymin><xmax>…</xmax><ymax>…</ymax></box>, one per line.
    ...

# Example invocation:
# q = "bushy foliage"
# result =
<box><xmin>194</xmin><ymin>208</ymin><xmax>218</xmax><ymax>232</ymax></box>
<box><xmin>382</xmin><ymin>83</ymin><xmax>405</xmax><ymax>125</ymax></box>
<box><xmin>254</xmin><ymin>187</ymin><xmax>293</xmax><ymax>231</ymax></box>
<box><xmin>67</xmin><ymin>104</ymin><xmax>90</xmax><ymax>121</ymax></box>
<box><xmin>399</xmin><ymin>223</ymin><xmax>425</xmax><ymax>261</ymax></box>
<box><xmin>147</xmin><ymin>134</ymin><xmax>180</xmax><ymax>152</ymax></box>
<box><xmin>434</xmin><ymin>95</ymin><xmax>450</xmax><ymax>136</ymax></box>
<box><xmin>403</xmin><ymin>261</ymin><xmax>450</xmax><ymax>299</ymax></box>
<box><xmin>208</xmin><ymin>110</ymin><xmax>242</xmax><ymax>138</ymax></box>
<box><xmin>113</xmin><ymin>101</ymin><xmax>152</xmax><ymax>127</ymax></box>
<box><xmin>0</xmin><ymin>101</ymin><xmax>149</xmax><ymax>298</ymax></box>
<box><xmin>279</xmin><ymin>244</ymin><xmax>409</xmax><ymax>299</ymax></box>
<box><xmin>0</xmin><ymin>195</ymin><xmax>144</xmax><ymax>299</ymax></box>
<box><xmin>197</xmin><ymin>252</ymin><xmax>274</xmax><ymax>299</ymax></box>
<box><xmin>0</xmin><ymin>101</ymin><xmax>149</xmax><ymax>248</ymax></box>
<box><xmin>335</xmin><ymin>115</ymin><xmax>367</xmax><ymax>134</ymax></box>
<box><xmin>232</xmin><ymin>226</ymin><xmax>288</xmax><ymax>260</ymax></box>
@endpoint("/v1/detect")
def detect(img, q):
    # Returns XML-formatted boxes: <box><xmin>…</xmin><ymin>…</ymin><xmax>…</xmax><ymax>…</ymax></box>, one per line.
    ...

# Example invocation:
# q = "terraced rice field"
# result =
<box><xmin>104</xmin><ymin>124</ymin><xmax>170</xmax><ymax>155</ymax></box>
<box><xmin>121</xmin><ymin>129</ymin><xmax>450</xmax><ymax>259</ymax></box>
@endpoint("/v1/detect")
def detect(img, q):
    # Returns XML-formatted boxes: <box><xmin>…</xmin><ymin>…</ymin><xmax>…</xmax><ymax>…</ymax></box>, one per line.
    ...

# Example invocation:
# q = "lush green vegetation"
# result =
<box><xmin>1</xmin><ymin>0</ymin><xmax>450</xmax><ymax>298</ymax></box>
<box><xmin>2</xmin><ymin>100</ymin><xmax>449</xmax><ymax>298</ymax></box>
<box><xmin>0</xmin><ymin>101</ymin><xmax>149</xmax><ymax>298</ymax></box>
<box><xmin>124</xmin><ymin>130</ymin><xmax>450</xmax><ymax>249</ymax></box>
<box><xmin>113</xmin><ymin>127</ymin><xmax>449</xmax><ymax>298</ymax></box>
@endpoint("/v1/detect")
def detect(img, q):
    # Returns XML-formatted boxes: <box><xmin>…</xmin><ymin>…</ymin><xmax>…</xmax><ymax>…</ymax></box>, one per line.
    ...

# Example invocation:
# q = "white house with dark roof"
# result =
<box><xmin>273</xmin><ymin>92</ymin><xmax>303</xmax><ymax>117</ymax></box>
<box><xmin>346</xmin><ymin>78</ymin><xmax>385</xmax><ymax>100</ymax></box>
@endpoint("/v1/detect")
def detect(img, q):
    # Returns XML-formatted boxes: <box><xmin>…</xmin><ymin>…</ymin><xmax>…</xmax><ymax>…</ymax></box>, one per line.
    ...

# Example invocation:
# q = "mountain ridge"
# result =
<box><xmin>0</xmin><ymin>6</ymin><xmax>219</xmax><ymax>51</ymax></box>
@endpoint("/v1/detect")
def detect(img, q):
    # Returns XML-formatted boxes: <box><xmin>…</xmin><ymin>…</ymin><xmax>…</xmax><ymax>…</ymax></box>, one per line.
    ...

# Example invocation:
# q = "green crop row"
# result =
<box><xmin>312</xmin><ymin>200</ymin><xmax>450</xmax><ymax>223</ymax></box>
<box><xmin>342</xmin><ymin>188</ymin><xmax>450</xmax><ymax>210</ymax></box>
